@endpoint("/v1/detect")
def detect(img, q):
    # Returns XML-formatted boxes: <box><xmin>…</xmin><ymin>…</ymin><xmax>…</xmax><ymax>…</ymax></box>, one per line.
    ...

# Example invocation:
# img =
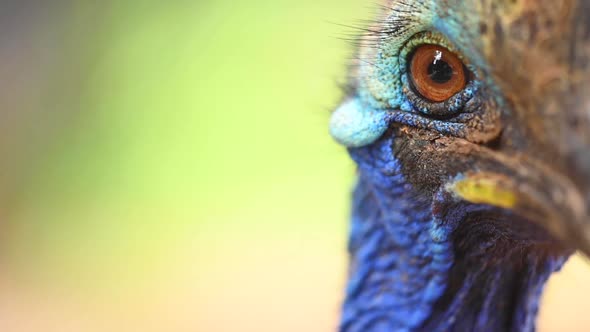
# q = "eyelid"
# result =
<box><xmin>398</xmin><ymin>32</ymin><xmax>472</xmax><ymax>69</ymax></box>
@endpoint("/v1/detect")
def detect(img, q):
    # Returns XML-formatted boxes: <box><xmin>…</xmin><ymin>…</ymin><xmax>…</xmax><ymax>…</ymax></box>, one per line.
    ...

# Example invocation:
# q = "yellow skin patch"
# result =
<box><xmin>450</xmin><ymin>176</ymin><xmax>517</xmax><ymax>209</ymax></box>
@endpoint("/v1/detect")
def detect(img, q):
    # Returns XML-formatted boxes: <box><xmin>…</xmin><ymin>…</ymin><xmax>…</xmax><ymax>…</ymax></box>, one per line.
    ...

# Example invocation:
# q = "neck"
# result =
<box><xmin>341</xmin><ymin>138</ymin><xmax>570</xmax><ymax>332</ymax></box>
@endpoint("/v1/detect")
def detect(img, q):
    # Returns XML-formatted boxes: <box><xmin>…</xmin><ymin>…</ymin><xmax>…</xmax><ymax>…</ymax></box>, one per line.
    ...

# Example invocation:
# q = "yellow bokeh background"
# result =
<box><xmin>0</xmin><ymin>1</ymin><xmax>589</xmax><ymax>331</ymax></box>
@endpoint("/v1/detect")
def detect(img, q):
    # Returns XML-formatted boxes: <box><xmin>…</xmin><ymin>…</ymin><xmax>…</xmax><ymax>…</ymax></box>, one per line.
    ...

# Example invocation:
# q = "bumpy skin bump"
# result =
<box><xmin>330</xmin><ymin>99</ymin><xmax>389</xmax><ymax>147</ymax></box>
<box><xmin>332</xmin><ymin>0</ymin><xmax>590</xmax><ymax>331</ymax></box>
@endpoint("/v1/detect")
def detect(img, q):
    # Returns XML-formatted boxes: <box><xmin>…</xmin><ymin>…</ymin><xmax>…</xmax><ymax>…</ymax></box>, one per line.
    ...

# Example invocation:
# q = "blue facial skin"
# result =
<box><xmin>340</xmin><ymin>136</ymin><xmax>453</xmax><ymax>331</ymax></box>
<box><xmin>337</xmin><ymin>134</ymin><xmax>567</xmax><ymax>332</ymax></box>
<box><xmin>330</xmin><ymin>3</ymin><xmax>569</xmax><ymax>331</ymax></box>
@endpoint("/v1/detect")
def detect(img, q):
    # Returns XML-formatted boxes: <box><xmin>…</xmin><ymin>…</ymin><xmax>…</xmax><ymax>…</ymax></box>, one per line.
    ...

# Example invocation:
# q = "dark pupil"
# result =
<box><xmin>427</xmin><ymin>59</ymin><xmax>454</xmax><ymax>84</ymax></box>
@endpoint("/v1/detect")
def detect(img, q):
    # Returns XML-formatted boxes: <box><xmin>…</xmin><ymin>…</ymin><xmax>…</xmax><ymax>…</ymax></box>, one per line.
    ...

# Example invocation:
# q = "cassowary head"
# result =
<box><xmin>330</xmin><ymin>0</ymin><xmax>590</xmax><ymax>331</ymax></box>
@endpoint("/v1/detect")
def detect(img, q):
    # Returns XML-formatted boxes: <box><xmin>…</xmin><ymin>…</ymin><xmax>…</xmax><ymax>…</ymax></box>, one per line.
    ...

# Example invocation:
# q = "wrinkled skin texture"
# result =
<box><xmin>331</xmin><ymin>1</ymin><xmax>590</xmax><ymax>331</ymax></box>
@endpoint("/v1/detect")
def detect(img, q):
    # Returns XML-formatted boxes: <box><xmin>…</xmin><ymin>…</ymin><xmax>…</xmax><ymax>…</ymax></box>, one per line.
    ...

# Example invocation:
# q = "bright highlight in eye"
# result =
<box><xmin>409</xmin><ymin>44</ymin><xmax>467</xmax><ymax>103</ymax></box>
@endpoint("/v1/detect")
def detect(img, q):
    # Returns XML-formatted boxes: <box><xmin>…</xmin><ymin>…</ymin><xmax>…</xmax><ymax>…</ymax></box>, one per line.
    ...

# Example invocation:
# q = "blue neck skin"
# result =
<box><xmin>340</xmin><ymin>136</ymin><xmax>569</xmax><ymax>332</ymax></box>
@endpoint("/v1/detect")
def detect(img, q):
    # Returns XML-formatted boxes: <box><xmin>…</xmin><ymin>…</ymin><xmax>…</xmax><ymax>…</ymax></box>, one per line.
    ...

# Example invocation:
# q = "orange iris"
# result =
<box><xmin>409</xmin><ymin>44</ymin><xmax>467</xmax><ymax>102</ymax></box>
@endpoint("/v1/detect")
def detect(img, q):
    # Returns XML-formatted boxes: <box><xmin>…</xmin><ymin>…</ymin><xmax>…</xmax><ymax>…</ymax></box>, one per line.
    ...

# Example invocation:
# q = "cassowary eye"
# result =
<box><xmin>409</xmin><ymin>44</ymin><xmax>467</xmax><ymax>102</ymax></box>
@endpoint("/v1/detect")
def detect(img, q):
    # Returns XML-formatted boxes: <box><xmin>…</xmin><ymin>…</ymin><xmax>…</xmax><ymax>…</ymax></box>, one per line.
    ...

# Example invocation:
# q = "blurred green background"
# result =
<box><xmin>1</xmin><ymin>1</ymin><xmax>590</xmax><ymax>331</ymax></box>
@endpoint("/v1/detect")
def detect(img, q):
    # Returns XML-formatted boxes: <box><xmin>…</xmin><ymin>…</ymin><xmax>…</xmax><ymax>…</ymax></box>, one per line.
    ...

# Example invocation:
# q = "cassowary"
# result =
<box><xmin>329</xmin><ymin>0</ymin><xmax>590</xmax><ymax>331</ymax></box>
